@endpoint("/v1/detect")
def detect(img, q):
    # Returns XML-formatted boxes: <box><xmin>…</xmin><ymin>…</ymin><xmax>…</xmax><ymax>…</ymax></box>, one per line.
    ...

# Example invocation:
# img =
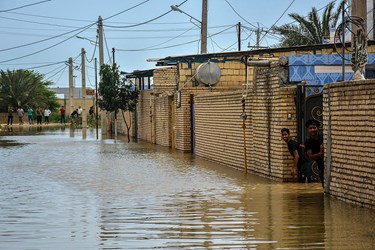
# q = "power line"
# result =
<box><xmin>0</xmin><ymin>24</ymin><xmax>95</xmax><ymax>63</ymax></box>
<box><xmin>103</xmin><ymin>0</ymin><xmax>154</xmax><ymax>21</ymax></box>
<box><xmin>103</xmin><ymin>30</ymin><xmax>112</xmax><ymax>63</ymax></box>
<box><xmin>0</xmin><ymin>22</ymin><xmax>96</xmax><ymax>52</ymax></box>
<box><xmin>104</xmin><ymin>0</ymin><xmax>189</xmax><ymax>28</ymax></box>
<box><xmin>4</xmin><ymin>11</ymin><xmax>192</xmax><ymax>25</ymax></box>
<box><xmin>0</xmin><ymin>0</ymin><xmax>51</xmax><ymax>12</ymax></box>
<box><xmin>85</xmin><ymin>37</ymin><xmax>98</xmax><ymax>64</ymax></box>
<box><xmin>258</xmin><ymin>0</ymin><xmax>296</xmax><ymax>44</ymax></box>
<box><xmin>116</xmin><ymin>25</ymin><xmax>236</xmax><ymax>52</ymax></box>
<box><xmin>224</xmin><ymin>0</ymin><xmax>258</xmax><ymax>29</ymax></box>
<box><xmin>0</xmin><ymin>15</ymin><xmax>80</xmax><ymax>29</ymax></box>
<box><xmin>133</xmin><ymin>26</ymin><xmax>197</xmax><ymax>51</ymax></box>
<box><xmin>26</xmin><ymin>61</ymin><xmax>66</xmax><ymax>70</ymax></box>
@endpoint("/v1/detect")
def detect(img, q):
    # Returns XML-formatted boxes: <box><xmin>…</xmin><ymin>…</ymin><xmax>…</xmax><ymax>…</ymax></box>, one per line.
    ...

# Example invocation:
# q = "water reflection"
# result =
<box><xmin>0</xmin><ymin>128</ymin><xmax>374</xmax><ymax>249</ymax></box>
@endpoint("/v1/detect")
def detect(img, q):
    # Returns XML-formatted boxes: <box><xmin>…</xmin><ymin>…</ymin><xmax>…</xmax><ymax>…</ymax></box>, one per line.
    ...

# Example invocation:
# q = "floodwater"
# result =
<box><xmin>0</xmin><ymin>126</ymin><xmax>374</xmax><ymax>250</ymax></box>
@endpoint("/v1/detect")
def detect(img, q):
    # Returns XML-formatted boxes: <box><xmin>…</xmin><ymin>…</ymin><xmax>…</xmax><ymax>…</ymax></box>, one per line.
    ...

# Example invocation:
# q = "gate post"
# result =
<box><xmin>296</xmin><ymin>83</ymin><xmax>305</xmax><ymax>143</ymax></box>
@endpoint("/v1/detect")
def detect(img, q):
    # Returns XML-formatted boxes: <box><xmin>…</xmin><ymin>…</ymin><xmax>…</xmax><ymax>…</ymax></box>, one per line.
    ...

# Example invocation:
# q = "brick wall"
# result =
<box><xmin>193</xmin><ymin>63</ymin><xmax>298</xmax><ymax>180</ymax></box>
<box><xmin>323</xmin><ymin>79</ymin><xmax>375</xmax><ymax>208</ymax></box>
<box><xmin>134</xmin><ymin>59</ymin><xmax>300</xmax><ymax>181</ymax></box>
<box><xmin>154</xmin><ymin>95</ymin><xmax>173</xmax><ymax>147</ymax></box>
<box><xmin>137</xmin><ymin>90</ymin><xmax>153</xmax><ymax>142</ymax></box>
<box><xmin>249</xmin><ymin>63</ymin><xmax>298</xmax><ymax>180</ymax></box>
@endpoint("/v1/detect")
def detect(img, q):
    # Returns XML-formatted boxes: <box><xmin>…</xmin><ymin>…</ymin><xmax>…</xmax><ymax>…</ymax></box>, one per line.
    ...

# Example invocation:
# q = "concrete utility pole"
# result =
<box><xmin>81</xmin><ymin>48</ymin><xmax>87</xmax><ymax>129</ymax></box>
<box><xmin>112</xmin><ymin>48</ymin><xmax>115</xmax><ymax>65</ymax></box>
<box><xmin>351</xmin><ymin>0</ymin><xmax>367</xmax><ymax>34</ymax></box>
<box><xmin>256</xmin><ymin>27</ymin><xmax>262</xmax><ymax>49</ymax></box>
<box><xmin>112</xmin><ymin>47</ymin><xmax>117</xmax><ymax>138</ymax></box>
<box><xmin>95</xmin><ymin>58</ymin><xmax>99</xmax><ymax>140</ymax></box>
<box><xmin>68</xmin><ymin>57</ymin><xmax>74</xmax><ymax>115</ymax></box>
<box><xmin>98</xmin><ymin>16</ymin><xmax>104</xmax><ymax>70</ymax></box>
<box><xmin>237</xmin><ymin>22</ymin><xmax>241</xmax><ymax>51</ymax></box>
<box><xmin>201</xmin><ymin>0</ymin><xmax>208</xmax><ymax>54</ymax></box>
<box><xmin>98</xmin><ymin>16</ymin><xmax>106</xmax><ymax>135</ymax></box>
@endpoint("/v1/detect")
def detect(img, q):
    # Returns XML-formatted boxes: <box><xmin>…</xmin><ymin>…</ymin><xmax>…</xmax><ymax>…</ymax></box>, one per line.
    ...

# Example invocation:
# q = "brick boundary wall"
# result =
<box><xmin>324</xmin><ymin>79</ymin><xmax>375</xmax><ymax>209</ymax></box>
<box><xmin>193</xmin><ymin>62</ymin><xmax>299</xmax><ymax>181</ymax></box>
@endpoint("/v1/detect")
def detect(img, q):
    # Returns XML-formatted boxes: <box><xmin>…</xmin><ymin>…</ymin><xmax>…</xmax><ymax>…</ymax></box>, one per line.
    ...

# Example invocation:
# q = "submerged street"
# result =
<box><xmin>0</xmin><ymin>127</ymin><xmax>374</xmax><ymax>249</ymax></box>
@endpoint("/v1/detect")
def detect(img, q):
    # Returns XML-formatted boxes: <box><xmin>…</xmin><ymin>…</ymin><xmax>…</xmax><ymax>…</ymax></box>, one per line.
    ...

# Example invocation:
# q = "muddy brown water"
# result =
<box><xmin>0</xmin><ymin>126</ymin><xmax>374</xmax><ymax>249</ymax></box>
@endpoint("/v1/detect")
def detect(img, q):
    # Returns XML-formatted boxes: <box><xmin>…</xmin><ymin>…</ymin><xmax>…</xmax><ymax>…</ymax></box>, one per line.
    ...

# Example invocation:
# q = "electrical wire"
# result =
<box><xmin>103</xmin><ymin>30</ymin><xmax>112</xmax><ymax>64</ymax></box>
<box><xmin>103</xmin><ymin>0</ymin><xmax>188</xmax><ymax>28</ymax></box>
<box><xmin>85</xmin><ymin>36</ymin><xmax>98</xmax><ymax>63</ymax></box>
<box><xmin>45</xmin><ymin>64</ymin><xmax>68</xmax><ymax>81</ymax></box>
<box><xmin>26</xmin><ymin>61</ymin><xmax>66</xmax><ymax>70</ymax></box>
<box><xmin>53</xmin><ymin>66</ymin><xmax>68</xmax><ymax>84</ymax></box>
<box><xmin>0</xmin><ymin>21</ymin><xmax>96</xmax><ymax>52</ymax></box>
<box><xmin>0</xmin><ymin>23</ymin><xmax>95</xmax><ymax>63</ymax></box>
<box><xmin>0</xmin><ymin>15</ymin><xmax>80</xmax><ymax>29</ymax></box>
<box><xmin>133</xmin><ymin>26</ymin><xmax>197</xmax><ymax>51</ymax></box>
<box><xmin>224</xmin><ymin>0</ymin><xmax>258</xmax><ymax>29</ymax></box>
<box><xmin>4</xmin><ymin>11</ymin><xmax>192</xmax><ymax>25</ymax></box>
<box><xmin>0</xmin><ymin>0</ymin><xmax>51</xmax><ymax>12</ymax></box>
<box><xmin>43</xmin><ymin>63</ymin><xmax>67</xmax><ymax>76</ymax></box>
<box><xmin>258</xmin><ymin>0</ymin><xmax>296</xmax><ymax>45</ymax></box>
<box><xmin>103</xmin><ymin>0</ymin><xmax>154</xmax><ymax>21</ymax></box>
<box><xmin>116</xmin><ymin>24</ymin><xmax>236</xmax><ymax>52</ymax></box>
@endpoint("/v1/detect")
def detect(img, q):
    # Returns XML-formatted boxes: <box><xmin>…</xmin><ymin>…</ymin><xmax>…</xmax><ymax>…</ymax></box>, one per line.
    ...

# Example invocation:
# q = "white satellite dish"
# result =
<box><xmin>195</xmin><ymin>61</ymin><xmax>221</xmax><ymax>86</ymax></box>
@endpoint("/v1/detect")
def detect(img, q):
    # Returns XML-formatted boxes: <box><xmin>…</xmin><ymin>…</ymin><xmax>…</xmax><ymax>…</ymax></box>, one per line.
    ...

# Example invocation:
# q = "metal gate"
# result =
<box><xmin>296</xmin><ymin>84</ymin><xmax>324</xmax><ymax>144</ymax></box>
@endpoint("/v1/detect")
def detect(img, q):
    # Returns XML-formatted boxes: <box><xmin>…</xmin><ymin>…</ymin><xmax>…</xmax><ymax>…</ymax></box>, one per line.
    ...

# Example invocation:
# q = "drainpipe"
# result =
<box><xmin>242</xmin><ymin>56</ymin><xmax>249</xmax><ymax>176</ymax></box>
<box><xmin>241</xmin><ymin>98</ymin><xmax>248</xmax><ymax>176</ymax></box>
<box><xmin>325</xmin><ymin>85</ymin><xmax>332</xmax><ymax>194</ymax></box>
<box><xmin>150</xmin><ymin>92</ymin><xmax>153</xmax><ymax>143</ymax></box>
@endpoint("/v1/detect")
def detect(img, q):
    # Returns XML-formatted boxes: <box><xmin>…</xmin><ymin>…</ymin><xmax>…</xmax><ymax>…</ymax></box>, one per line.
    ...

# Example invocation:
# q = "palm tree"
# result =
<box><xmin>273</xmin><ymin>1</ymin><xmax>345</xmax><ymax>47</ymax></box>
<box><xmin>0</xmin><ymin>69</ymin><xmax>59</xmax><ymax>112</ymax></box>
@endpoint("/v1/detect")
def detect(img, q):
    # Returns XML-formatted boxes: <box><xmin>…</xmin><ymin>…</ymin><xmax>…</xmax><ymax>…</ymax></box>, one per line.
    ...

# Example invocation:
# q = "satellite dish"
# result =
<box><xmin>195</xmin><ymin>61</ymin><xmax>221</xmax><ymax>86</ymax></box>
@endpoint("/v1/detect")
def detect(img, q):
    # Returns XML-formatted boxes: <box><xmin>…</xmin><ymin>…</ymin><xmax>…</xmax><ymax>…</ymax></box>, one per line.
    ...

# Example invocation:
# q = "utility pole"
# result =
<box><xmin>351</xmin><ymin>0</ymin><xmax>367</xmax><ymax>35</ymax></box>
<box><xmin>112</xmin><ymin>48</ymin><xmax>115</xmax><ymax>65</ymax></box>
<box><xmin>68</xmin><ymin>57</ymin><xmax>74</xmax><ymax>116</ymax></box>
<box><xmin>81</xmin><ymin>48</ymin><xmax>87</xmax><ymax>129</ymax></box>
<box><xmin>98</xmin><ymin>16</ymin><xmax>104</xmax><ymax>70</ymax></box>
<box><xmin>237</xmin><ymin>22</ymin><xmax>241</xmax><ymax>51</ymax></box>
<box><xmin>256</xmin><ymin>27</ymin><xmax>262</xmax><ymax>49</ymax></box>
<box><xmin>95</xmin><ymin>57</ymin><xmax>98</xmax><ymax>140</ymax></box>
<box><xmin>98</xmin><ymin>16</ymin><xmax>106</xmax><ymax>135</ymax></box>
<box><xmin>112</xmin><ymin>47</ymin><xmax>117</xmax><ymax>138</ymax></box>
<box><xmin>201</xmin><ymin>0</ymin><xmax>208</xmax><ymax>54</ymax></box>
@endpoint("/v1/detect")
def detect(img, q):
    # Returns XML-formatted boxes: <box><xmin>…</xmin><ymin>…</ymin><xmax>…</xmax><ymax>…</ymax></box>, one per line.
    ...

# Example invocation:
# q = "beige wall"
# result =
<box><xmin>57</xmin><ymin>97</ymin><xmax>95</xmax><ymax>116</ymax></box>
<box><xmin>192</xmin><ymin>63</ymin><xmax>298</xmax><ymax>181</ymax></box>
<box><xmin>323</xmin><ymin>79</ymin><xmax>375</xmax><ymax>209</ymax></box>
<box><xmin>137</xmin><ymin>90</ymin><xmax>153</xmax><ymax>142</ymax></box>
<box><xmin>123</xmin><ymin>46</ymin><xmax>375</xmax><ymax>209</ymax></box>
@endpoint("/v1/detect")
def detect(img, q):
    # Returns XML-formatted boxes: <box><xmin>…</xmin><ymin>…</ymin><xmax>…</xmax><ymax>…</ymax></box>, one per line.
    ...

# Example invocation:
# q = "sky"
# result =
<box><xmin>0</xmin><ymin>0</ymin><xmax>337</xmax><ymax>88</ymax></box>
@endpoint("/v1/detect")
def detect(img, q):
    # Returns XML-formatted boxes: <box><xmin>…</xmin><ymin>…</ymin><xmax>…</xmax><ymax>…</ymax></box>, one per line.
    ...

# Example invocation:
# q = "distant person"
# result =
<box><xmin>77</xmin><ymin>106</ymin><xmax>83</xmax><ymax>124</ymax></box>
<box><xmin>281</xmin><ymin>128</ymin><xmax>312</xmax><ymax>182</ymax></box>
<box><xmin>71</xmin><ymin>109</ymin><xmax>78</xmax><ymax>123</ymax></box>
<box><xmin>7</xmin><ymin>105</ymin><xmax>14</xmax><ymax>126</ymax></box>
<box><xmin>36</xmin><ymin>106</ymin><xmax>43</xmax><ymax>125</ymax></box>
<box><xmin>89</xmin><ymin>106</ymin><xmax>94</xmax><ymax>116</ymax></box>
<box><xmin>305</xmin><ymin>119</ymin><xmax>324</xmax><ymax>188</ymax></box>
<box><xmin>59</xmin><ymin>106</ymin><xmax>66</xmax><ymax>125</ymax></box>
<box><xmin>44</xmin><ymin>107</ymin><xmax>51</xmax><ymax>124</ymax></box>
<box><xmin>78</xmin><ymin>106</ymin><xmax>83</xmax><ymax>117</ymax></box>
<box><xmin>27</xmin><ymin>107</ymin><xmax>33</xmax><ymax>124</ymax></box>
<box><xmin>17</xmin><ymin>107</ymin><xmax>24</xmax><ymax>125</ymax></box>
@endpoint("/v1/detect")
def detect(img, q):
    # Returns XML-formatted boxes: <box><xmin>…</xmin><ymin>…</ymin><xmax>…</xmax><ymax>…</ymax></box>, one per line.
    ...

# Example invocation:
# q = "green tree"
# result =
<box><xmin>274</xmin><ymin>1</ymin><xmax>344</xmax><ymax>47</ymax></box>
<box><xmin>0</xmin><ymin>69</ymin><xmax>59</xmax><ymax>112</ymax></box>
<box><xmin>98</xmin><ymin>64</ymin><xmax>139</xmax><ymax>141</ymax></box>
